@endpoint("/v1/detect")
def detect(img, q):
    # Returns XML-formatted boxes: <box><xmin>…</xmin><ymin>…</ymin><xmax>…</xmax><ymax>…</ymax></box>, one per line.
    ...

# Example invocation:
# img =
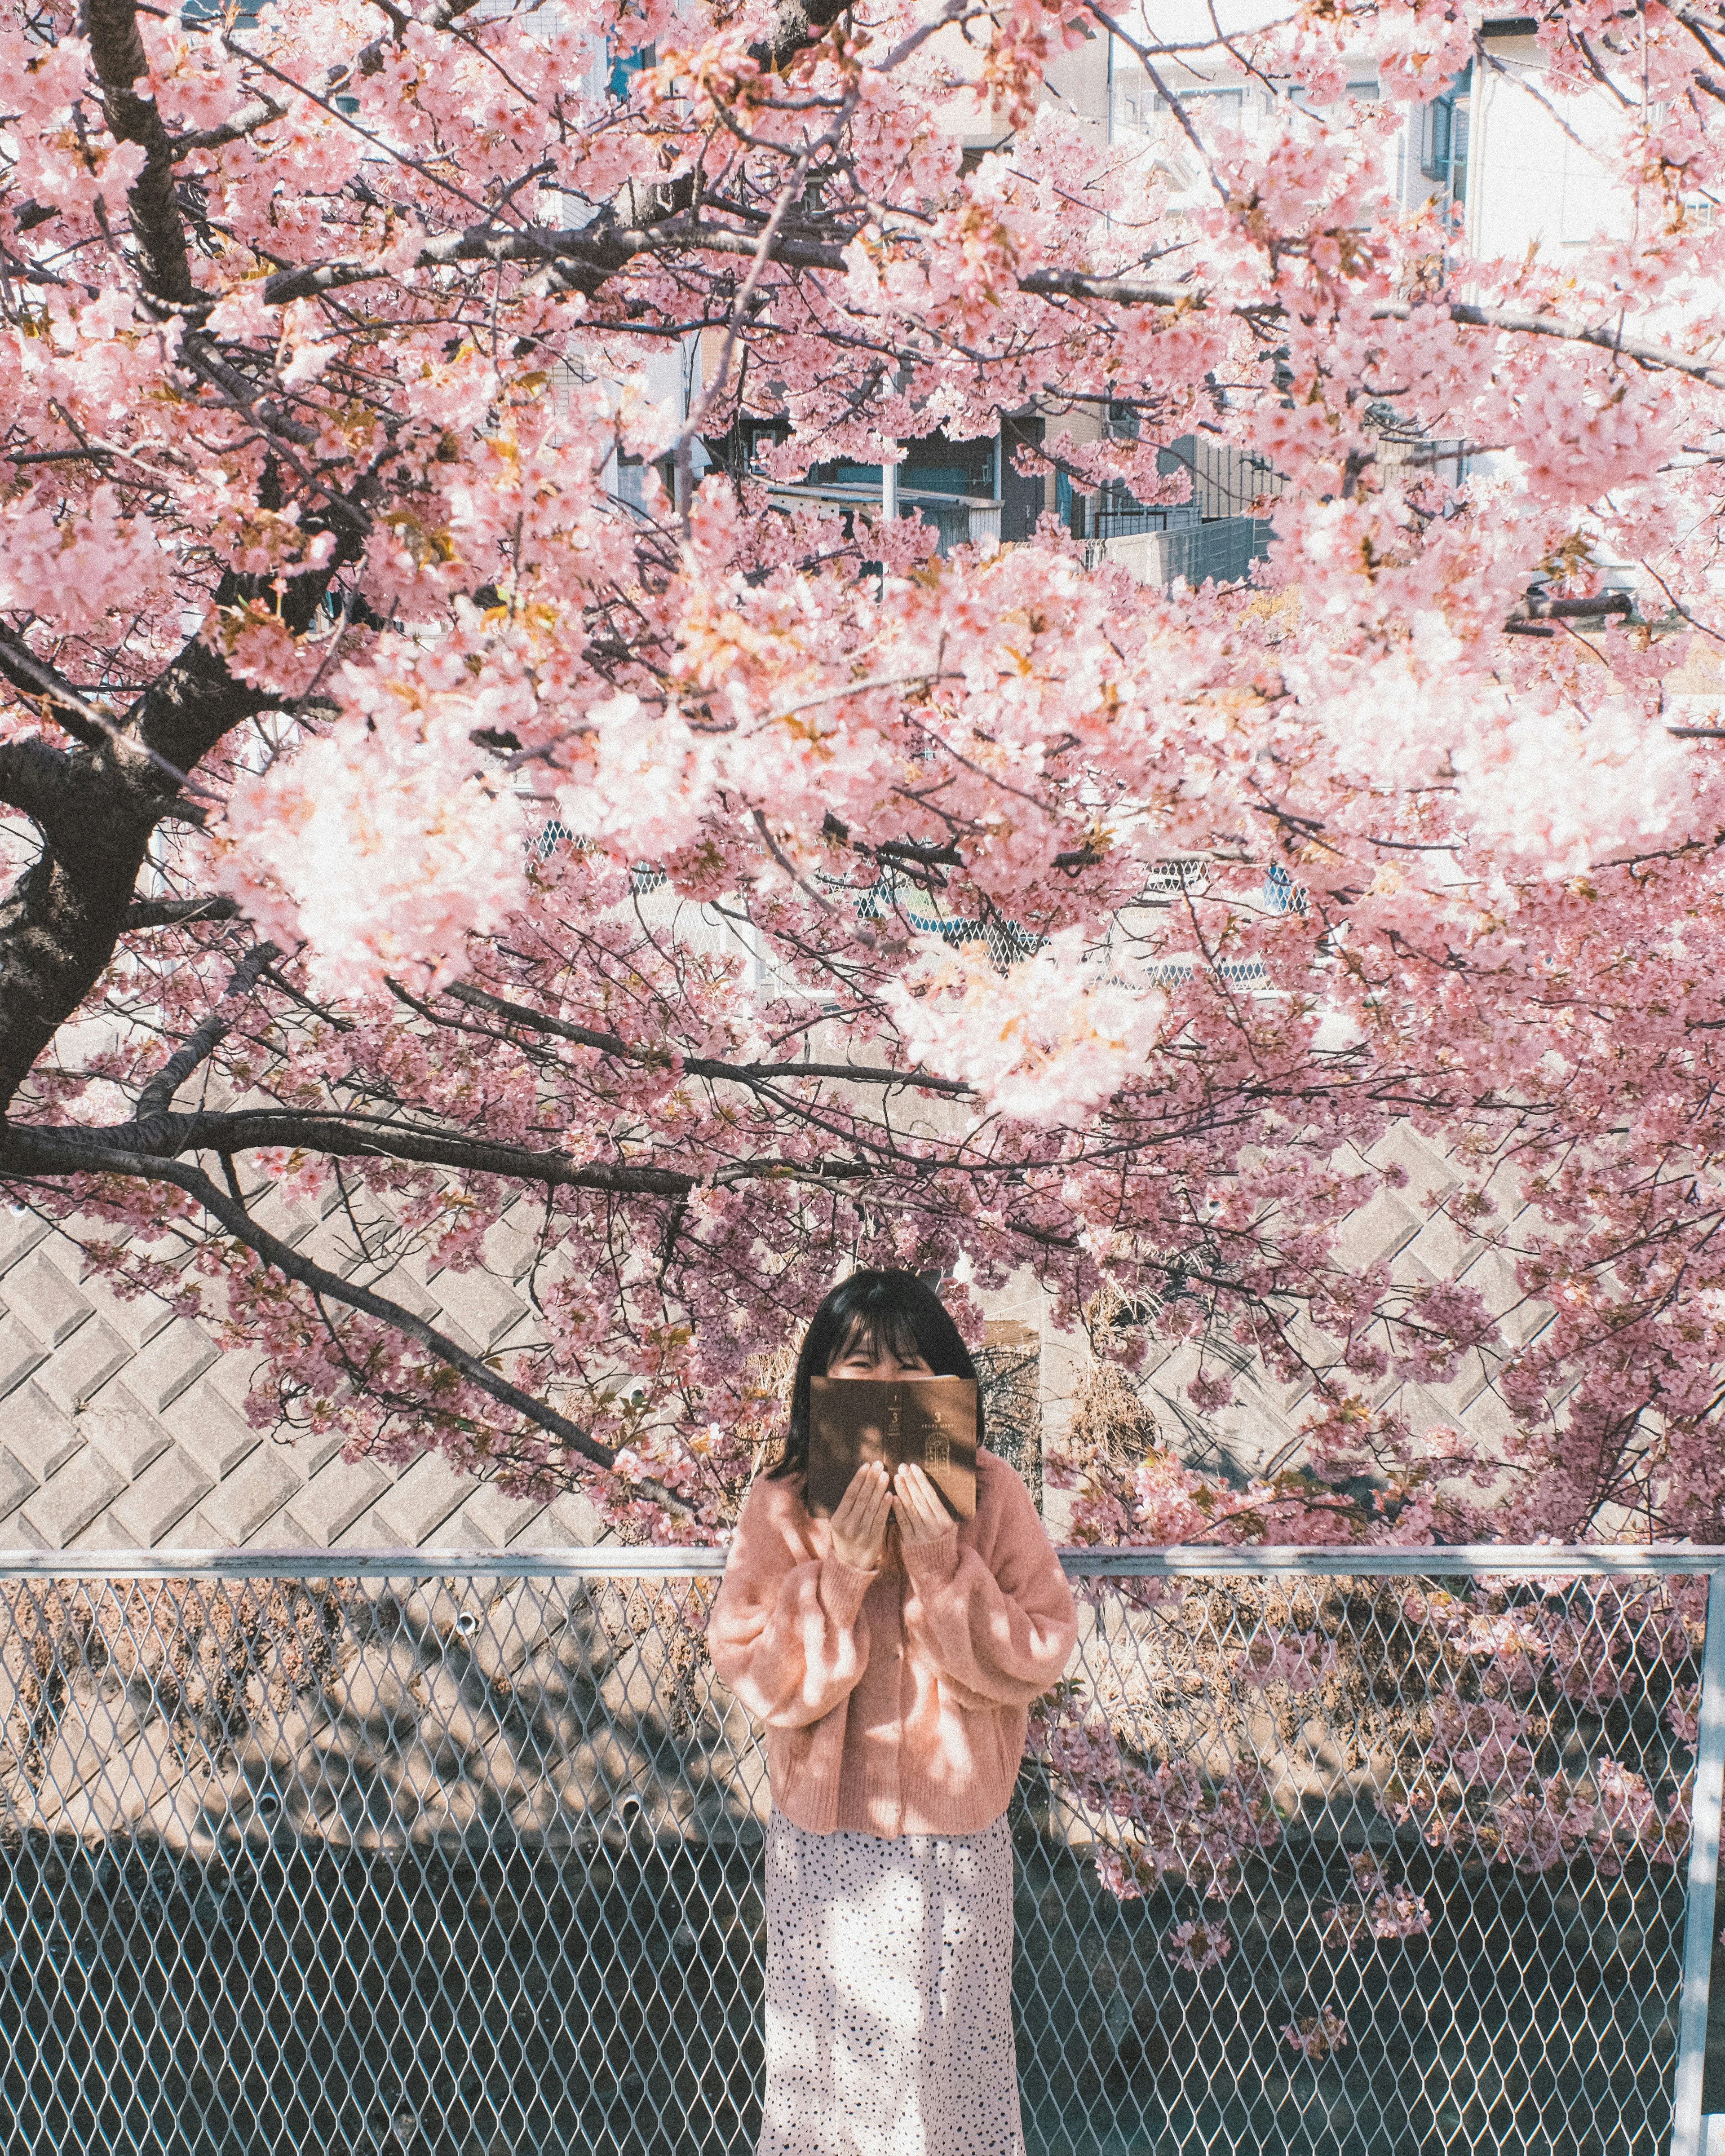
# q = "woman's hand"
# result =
<box><xmin>893</xmin><ymin>1463</ymin><xmax>953</xmax><ymax>1546</ymax></box>
<box><xmin>829</xmin><ymin>1460</ymin><xmax>893</xmax><ymax>1572</ymax></box>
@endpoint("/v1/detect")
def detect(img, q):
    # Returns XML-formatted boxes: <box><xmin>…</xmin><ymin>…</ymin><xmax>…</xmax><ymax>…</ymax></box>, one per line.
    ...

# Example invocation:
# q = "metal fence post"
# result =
<box><xmin>1672</xmin><ymin>1566</ymin><xmax>1725</xmax><ymax>2156</ymax></box>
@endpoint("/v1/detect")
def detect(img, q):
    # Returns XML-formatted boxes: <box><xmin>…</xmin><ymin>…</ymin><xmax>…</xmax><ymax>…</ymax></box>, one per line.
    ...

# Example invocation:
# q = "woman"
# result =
<box><xmin>709</xmin><ymin>1270</ymin><xmax>1077</xmax><ymax>2156</ymax></box>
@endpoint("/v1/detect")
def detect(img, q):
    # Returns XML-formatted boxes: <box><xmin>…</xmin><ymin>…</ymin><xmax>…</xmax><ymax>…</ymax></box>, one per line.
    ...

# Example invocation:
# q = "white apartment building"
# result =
<box><xmin>585</xmin><ymin>8</ymin><xmax>1694</xmax><ymax>570</ymax></box>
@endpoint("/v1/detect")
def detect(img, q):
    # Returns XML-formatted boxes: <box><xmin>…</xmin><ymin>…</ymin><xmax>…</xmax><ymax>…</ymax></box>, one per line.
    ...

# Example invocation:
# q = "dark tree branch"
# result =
<box><xmin>133</xmin><ymin>941</ymin><xmax>279</xmax><ymax>1122</ymax></box>
<box><xmin>5</xmin><ymin>1106</ymin><xmax>875</xmax><ymax>1197</ymax></box>
<box><xmin>441</xmin><ymin>982</ymin><xmax>644</xmax><ymax>1058</ymax></box>
<box><xmin>252</xmin><ymin>211</ymin><xmax>1725</xmax><ymax>394</ymax></box>
<box><xmin>259</xmin><ymin>214</ymin><xmax>717</xmax><ymax>307</ymax></box>
<box><xmin>81</xmin><ymin>0</ymin><xmax>198</xmax><ymax>305</ymax></box>
<box><xmin>1521</xmin><ymin>592</ymin><xmax>1636</xmax><ymax>620</ymax></box>
<box><xmin>0</xmin><ymin>626</ymin><xmax>115</xmax><ymax>753</ymax></box>
<box><xmin>0</xmin><ymin>738</ymin><xmax>74</xmax><ymax>829</ymax></box>
<box><xmin>0</xmin><ymin>1125</ymin><xmax>691</xmax><ymax>1512</ymax></box>
<box><xmin>172</xmin><ymin>92</ymin><xmax>288</xmax><ymax>157</ymax></box>
<box><xmin>0</xmin><ymin>530</ymin><xmax>360</xmax><ymax>1113</ymax></box>
<box><xmin>443</xmin><ymin>981</ymin><xmax>976</xmax><ymax>1096</ymax></box>
<box><xmin>122</xmin><ymin>894</ymin><xmax>244</xmax><ymax>930</ymax></box>
<box><xmin>0</xmin><ymin>623</ymin><xmax>217</xmax><ymax>791</ymax></box>
<box><xmin>754</xmin><ymin>0</ymin><xmax>854</xmax><ymax>71</ymax></box>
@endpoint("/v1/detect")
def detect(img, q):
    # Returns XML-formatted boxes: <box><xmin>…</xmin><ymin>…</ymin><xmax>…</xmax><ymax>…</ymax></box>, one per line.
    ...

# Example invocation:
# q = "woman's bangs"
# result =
<box><xmin>833</xmin><ymin>1306</ymin><xmax>929</xmax><ymax>1367</ymax></box>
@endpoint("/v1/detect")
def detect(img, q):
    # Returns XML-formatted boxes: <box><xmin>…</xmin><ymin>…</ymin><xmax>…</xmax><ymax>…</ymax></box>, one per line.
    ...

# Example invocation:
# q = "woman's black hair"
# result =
<box><xmin>772</xmin><ymin>1268</ymin><xmax>982</xmax><ymax>1482</ymax></box>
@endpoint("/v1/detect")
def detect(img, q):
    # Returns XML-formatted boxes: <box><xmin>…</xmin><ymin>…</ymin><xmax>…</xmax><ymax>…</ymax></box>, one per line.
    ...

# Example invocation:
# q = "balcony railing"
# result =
<box><xmin>766</xmin><ymin>482</ymin><xmax>1004</xmax><ymax>555</ymax></box>
<box><xmin>1090</xmin><ymin>515</ymin><xmax>1275</xmax><ymax>591</ymax></box>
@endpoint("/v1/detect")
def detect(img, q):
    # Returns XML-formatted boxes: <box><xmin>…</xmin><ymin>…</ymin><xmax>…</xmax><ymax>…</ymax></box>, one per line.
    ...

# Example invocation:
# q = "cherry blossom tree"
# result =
<box><xmin>4</xmin><ymin>0</ymin><xmax>1725</xmax><ymax>1546</ymax></box>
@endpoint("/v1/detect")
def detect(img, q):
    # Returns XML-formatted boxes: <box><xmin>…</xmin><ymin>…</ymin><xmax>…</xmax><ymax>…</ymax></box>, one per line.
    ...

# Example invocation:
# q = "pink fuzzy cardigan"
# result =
<box><xmin>708</xmin><ymin>1448</ymin><xmax>1078</xmax><ymax>1838</ymax></box>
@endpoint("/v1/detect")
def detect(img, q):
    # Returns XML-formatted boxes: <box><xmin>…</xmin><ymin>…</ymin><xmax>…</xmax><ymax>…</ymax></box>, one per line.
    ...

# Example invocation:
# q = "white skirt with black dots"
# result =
<box><xmin>757</xmin><ymin>1809</ymin><xmax>1024</xmax><ymax>2156</ymax></box>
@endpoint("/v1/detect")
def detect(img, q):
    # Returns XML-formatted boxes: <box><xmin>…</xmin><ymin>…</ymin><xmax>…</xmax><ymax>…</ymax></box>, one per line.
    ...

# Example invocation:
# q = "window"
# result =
<box><xmin>608</xmin><ymin>38</ymin><xmax>654</xmax><ymax>100</ymax></box>
<box><xmin>1154</xmin><ymin>86</ymin><xmax>1245</xmax><ymax>121</ymax></box>
<box><xmin>1420</xmin><ymin>97</ymin><xmax>1454</xmax><ymax>181</ymax></box>
<box><xmin>1418</xmin><ymin>69</ymin><xmax>1471</xmax><ymax>194</ymax></box>
<box><xmin>743</xmin><ymin>420</ymin><xmax>789</xmax><ymax>473</ymax></box>
<box><xmin>900</xmin><ymin>442</ymin><xmax>994</xmax><ymax>499</ymax></box>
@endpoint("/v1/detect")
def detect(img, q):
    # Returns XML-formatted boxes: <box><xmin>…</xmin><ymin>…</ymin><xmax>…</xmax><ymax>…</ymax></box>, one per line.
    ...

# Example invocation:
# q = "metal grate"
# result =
<box><xmin>0</xmin><ymin>1546</ymin><xmax>1721</xmax><ymax>2156</ymax></box>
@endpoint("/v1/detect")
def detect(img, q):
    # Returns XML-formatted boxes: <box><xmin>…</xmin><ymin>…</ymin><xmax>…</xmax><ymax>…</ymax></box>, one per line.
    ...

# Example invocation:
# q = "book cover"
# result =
<box><xmin>805</xmin><ymin>1376</ymin><xmax>978</xmax><ymax>1521</ymax></box>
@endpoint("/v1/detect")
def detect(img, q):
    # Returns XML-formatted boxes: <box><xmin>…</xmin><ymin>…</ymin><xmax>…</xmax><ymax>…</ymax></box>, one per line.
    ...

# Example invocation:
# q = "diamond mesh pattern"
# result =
<box><xmin>1018</xmin><ymin>1568</ymin><xmax>1705</xmax><ymax>2156</ymax></box>
<box><xmin>0</xmin><ymin>1559</ymin><xmax>1712</xmax><ymax>2155</ymax></box>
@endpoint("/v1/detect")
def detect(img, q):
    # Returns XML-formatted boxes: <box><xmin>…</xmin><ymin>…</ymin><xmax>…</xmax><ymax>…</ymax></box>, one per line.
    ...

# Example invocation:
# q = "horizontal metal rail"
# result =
<box><xmin>2</xmin><ymin>1541</ymin><xmax>1723</xmax><ymax>1579</ymax></box>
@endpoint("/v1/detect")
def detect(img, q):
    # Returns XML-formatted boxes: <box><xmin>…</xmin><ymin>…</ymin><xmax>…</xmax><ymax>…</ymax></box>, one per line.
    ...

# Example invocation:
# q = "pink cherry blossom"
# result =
<box><xmin>1236</xmin><ymin>1632</ymin><xmax>1338</xmax><ymax>1694</ymax></box>
<box><xmin>1165</xmin><ymin>1919</ymin><xmax>1232</xmax><ymax>1974</ymax></box>
<box><xmin>1283</xmin><ymin>2006</ymin><xmax>1349</xmax><ymax>2062</ymax></box>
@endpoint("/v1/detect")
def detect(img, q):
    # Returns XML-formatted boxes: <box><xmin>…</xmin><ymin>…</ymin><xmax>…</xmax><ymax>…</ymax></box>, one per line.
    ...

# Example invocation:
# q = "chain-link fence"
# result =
<box><xmin>1</xmin><ymin>1546</ymin><xmax>1722</xmax><ymax>2156</ymax></box>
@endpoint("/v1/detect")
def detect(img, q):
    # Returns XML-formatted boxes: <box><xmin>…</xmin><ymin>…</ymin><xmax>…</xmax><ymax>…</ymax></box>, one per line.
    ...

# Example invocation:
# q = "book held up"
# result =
<box><xmin>805</xmin><ymin>1376</ymin><xmax>978</xmax><ymax>1521</ymax></box>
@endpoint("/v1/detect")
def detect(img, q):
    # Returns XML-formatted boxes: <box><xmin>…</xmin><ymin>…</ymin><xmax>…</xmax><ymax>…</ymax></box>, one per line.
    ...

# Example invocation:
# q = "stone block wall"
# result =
<box><xmin>0</xmin><ymin>1116</ymin><xmax>1544</xmax><ymax>1551</ymax></box>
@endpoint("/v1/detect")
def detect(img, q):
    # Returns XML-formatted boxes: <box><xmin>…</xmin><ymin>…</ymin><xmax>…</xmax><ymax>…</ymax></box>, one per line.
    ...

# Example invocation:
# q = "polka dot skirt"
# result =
<box><xmin>758</xmin><ymin>1810</ymin><xmax>1025</xmax><ymax>2156</ymax></box>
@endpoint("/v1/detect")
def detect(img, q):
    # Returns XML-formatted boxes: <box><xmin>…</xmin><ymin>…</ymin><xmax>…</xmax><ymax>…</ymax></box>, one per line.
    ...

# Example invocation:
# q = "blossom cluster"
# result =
<box><xmin>1029</xmin><ymin>1681</ymin><xmax>1284</xmax><ymax>1909</ymax></box>
<box><xmin>1388</xmin><ymin>1703</ymin><xmax>1690</xmax><ymax>1876</ymax></box>
<box><xmin>1283</xmin><ymin>2006</ymin><xmax>1350</xmax><ymax>2063</ymax></box>
<box><xmin>1322</xmin><ymin>1854</ymin><xmax>1432</xmax><ymax>1946</ymax></box>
